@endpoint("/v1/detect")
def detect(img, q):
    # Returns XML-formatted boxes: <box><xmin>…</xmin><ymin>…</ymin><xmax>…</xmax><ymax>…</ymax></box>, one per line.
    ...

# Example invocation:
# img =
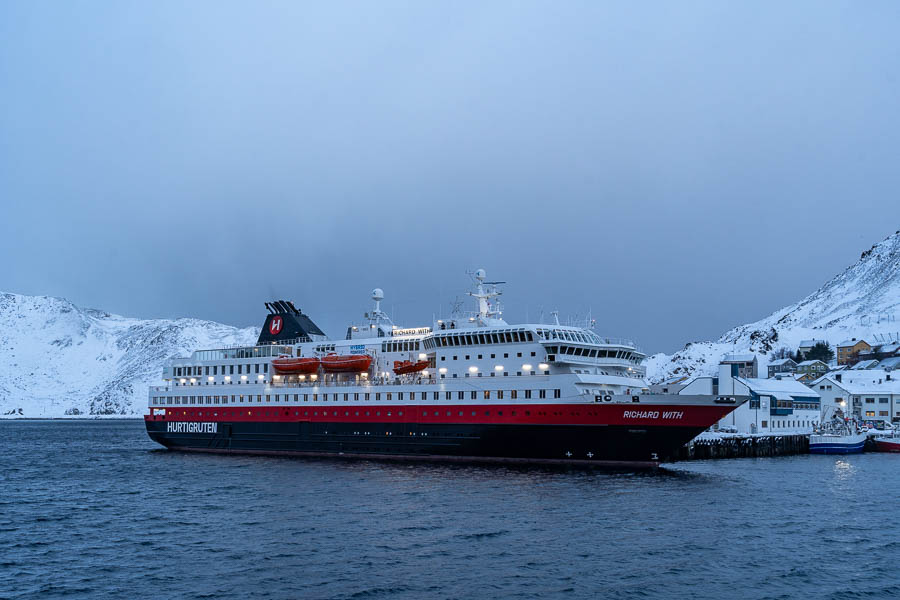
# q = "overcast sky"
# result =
<box><xmin>2</xmin><ymin>1</ymin><xmax>899</xmax><ymax>353</ymax></box>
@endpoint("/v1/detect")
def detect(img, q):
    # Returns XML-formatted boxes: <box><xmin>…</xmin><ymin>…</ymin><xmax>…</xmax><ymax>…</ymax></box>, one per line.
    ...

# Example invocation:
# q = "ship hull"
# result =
<box><xmin>144</xmin><ymin>402</ymin><xmax>737</xmax><ymax>465</ymax></box>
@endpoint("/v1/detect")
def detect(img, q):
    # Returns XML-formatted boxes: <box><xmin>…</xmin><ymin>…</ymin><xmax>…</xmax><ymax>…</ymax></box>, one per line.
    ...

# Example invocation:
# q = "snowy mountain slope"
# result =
<box><xmin>0</xmin><ymin>293</ymin><xmax>258</xmax><ymax>417</ymax></box>
<box><xmin>647</xmin><ymin>230</ymin><xmax>900</xmax><ymax>383</ymax></box>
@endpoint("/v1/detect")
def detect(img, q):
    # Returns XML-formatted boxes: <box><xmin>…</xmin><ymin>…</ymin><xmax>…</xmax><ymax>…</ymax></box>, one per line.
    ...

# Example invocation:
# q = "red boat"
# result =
<box><xmin>320</xmin><ymin>353</ymin><xmax>372</xmax><ymax>373</ymax></box>
<box><xmin>271</xmin><ymin>356</ymin><xmax>320</xmax><ymax>375</ymax></box>
<box><xmin>874</xmin><ymin>435</ymin><xmax>900</xmax><ymax>453</ymax></box>
<box><xmin>393</xmin><ymin>360</ymin><xmax>429</xmax><ymax>375</ymax></box>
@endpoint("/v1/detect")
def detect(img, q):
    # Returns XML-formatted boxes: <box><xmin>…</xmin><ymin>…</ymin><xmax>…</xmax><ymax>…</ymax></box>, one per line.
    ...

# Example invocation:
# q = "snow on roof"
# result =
<box><xmin>881</xmin><ymin>343</ymin><xmax>900</xmax><ymax>353</ymax></box>
<box><xmin>878</xmin><ymin>357</ymin><xmax>900</xmax><ymax>369</ymax></box>
<box><xmin>769</xmin><ymin>358</ymin><xmax>795</xmax><ymax>366</ymax></box>
<box><xmin>821</xmin><ymin>370</ymin><xmax>900</xmax><ymax>394</ymax></box>
<box><xmin>851</xmin><ymin>360</ymin><xmax>879</xmax><ymax>369</ymax></box>
<box><xmin>737</xmin><ymin>377</ymin><xmax>821</xmax><ymax>398</ymax></box>
<box><xmin>797</xmin><ymin>360</ymin><xmax>826</xmax><ymax>366</ymax></box>
<box><xmin>722</xmin><ymin>353</ymin><xmax>756</xmax><ymax>363</ymax></box>
<box><xmin>799</xmin><ymin>339</ymin><xmax>826</xmax><ymax>348</ymax></box>
<box><xmin>838</xmin><ymin>339</ymin><xmax>867</xmax><ymax>347</ymax></box>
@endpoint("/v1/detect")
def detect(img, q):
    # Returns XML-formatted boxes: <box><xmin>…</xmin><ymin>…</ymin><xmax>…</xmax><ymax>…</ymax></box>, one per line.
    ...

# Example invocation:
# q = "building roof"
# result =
<box><xmin>737</xmin><ymin>377</ymin><xmax>821</xmax><ymax>399</ymax></box>
<box><xmin>838</xmin><ymin>338</ymin><xmax>868</xmax><ymax>348</ymax></box>
<box><xmin>851</xmin><ymin>359</ymin><xmax>879</xmax><ymax>370</ymax></box>
<box><xmin>878</xmin><ymin>356</ymin><xmax>900</xmax><ymax>370</ymax></box>
<box><xmin>799</xmin><ymin>339</ymin><xmax>826</xmax><ymax>348</ymax></box>
<box><xmin>769</xmin><ymin>358</ymin><xmax>795</xmax><ymax>367</ymax></box>
<box><xmin>722</xmin><ymin>353</ymin><xmax>756</xmax><ymax>363</ymax></box>
<box><xmin>820</xmin><ymin>370</ymin><xmax>900</xmax><ymax>395</ymax></box>
<box><xmin>797</xmin><ymin>360</ymin><xmax>827</xmax><ymax>367</ymax></box>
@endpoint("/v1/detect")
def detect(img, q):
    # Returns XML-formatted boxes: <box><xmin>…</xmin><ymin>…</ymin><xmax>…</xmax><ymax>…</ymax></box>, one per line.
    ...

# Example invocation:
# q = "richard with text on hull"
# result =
<box><xmin>146</xmin><ymin>270</ymin><xmax>746</xmax><ymax>467</ymax></box>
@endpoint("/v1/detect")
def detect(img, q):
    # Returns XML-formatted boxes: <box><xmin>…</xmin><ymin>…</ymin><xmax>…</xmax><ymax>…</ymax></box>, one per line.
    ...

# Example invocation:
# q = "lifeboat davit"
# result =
<box><xmin>271</xmin><ymin>356</ymin><xmax>320</xmax><ymax>375</ymax></box>
<box><xmin>320</xmin><ymin>353</ymin><xmax>372</xmax><ymax>373</ymax></box>
<box><xmin>393</xmin><ymin>360</ymin><xmax>429</xmax><ymax>375</ymax></box>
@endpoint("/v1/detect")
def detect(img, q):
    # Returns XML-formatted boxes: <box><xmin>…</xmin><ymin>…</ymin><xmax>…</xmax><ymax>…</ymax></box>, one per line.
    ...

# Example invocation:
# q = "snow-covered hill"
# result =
<box><xmin>647</xmin><ymin>230</ymin><xmax>900</xmax><ymax>383</ymax></box>
<box><xmin>0</xmin><ymin>293</ymin><xmax>258</xmax><ymax>417</ymax></box>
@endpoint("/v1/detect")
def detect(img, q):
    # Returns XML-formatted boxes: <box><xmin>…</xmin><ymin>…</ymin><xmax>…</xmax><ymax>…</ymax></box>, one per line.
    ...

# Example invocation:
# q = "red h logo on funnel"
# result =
<box><xmin>269</xmin><ymin>316</ymin><xmax>283</xmax><ymax>335</ymax></box>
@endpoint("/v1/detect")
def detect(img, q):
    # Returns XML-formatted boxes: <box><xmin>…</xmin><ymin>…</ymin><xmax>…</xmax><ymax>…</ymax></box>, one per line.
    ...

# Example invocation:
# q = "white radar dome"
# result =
<box><xmin>474</xmin><ymin>268</ymin><xmax>486</xmax><ymax>281</ymax></box>
<box><xmin>372</xmin><ymin>288</ymin><xmax>384</xmax><ymax>301</ymax></box>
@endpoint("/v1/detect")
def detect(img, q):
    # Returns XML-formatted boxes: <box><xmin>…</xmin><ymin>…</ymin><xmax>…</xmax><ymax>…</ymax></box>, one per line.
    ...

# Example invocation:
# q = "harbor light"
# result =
<box><xmin>538</xmin><ymin>363</ymin><xmax>549</xmax><ymax>371</ymax></box>
<box><xmin>522</xmin><ymin>364</ymin><xmax>532</xmax><ymax>371</ymax></box>
<box><xmin>469</xmin><ymin>366</ymin><xmax>478</xmax><ymax>373</ymax></box>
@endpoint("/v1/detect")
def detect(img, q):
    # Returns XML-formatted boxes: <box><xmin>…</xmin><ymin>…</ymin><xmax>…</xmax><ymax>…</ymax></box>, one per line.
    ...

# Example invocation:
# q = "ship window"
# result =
<box><xmin>497</xmin><ymin>390</ymin><xmax>504</xmax><ymax>399</ymax></box>
<box><xmin>554</xmin><ymin>389</ymin><xmax>561</xmax><ymax>398</ymax></box>
<box><xmin>344</xmin><ymin>393</ymin><xmax>349</xmax><ymax>401</ymax></box>
<box><xmin>421</xmin><ymin>392</ymin><xmax>428</xmax><ymax>401</ymax></box>
<box><xmin>398</xmin><ymin>392</ymin><xmax>404</xmax><ymax>401</ymax></box>
<box><xmin>304</xmin><ymin>394</ymin><xmax>309</xmax><ymax>401</ymax></box>
<box><xmin>313</xmin><ymin>394</ymin><xmax>318</xmax><ymax>401</ymax></box>
<box><xmin>458</xmin><ymin>391</ymin><xmax>464</xmax><ymax>400</ymax></box>
<box><xmin>511</xmin><ymin>390</ymin><xmax>518</xmax><ymax>399</ymax></box>
<box><xmin>484</xmin><ymin>391</ymin><xmax>490</xmax><ymax>400</ymax></box>
<box><xmin>433</xmin><ymin>392</ymin><xmax>439</xmax><ymax>400</ymax></box>
<box><xmin>386</xmin><ymin>393</ymin><xmax>392</xmax><ymax>401</ymax></box>
<box><xmin>539</xmin><ymin>390</ymin><xmax>546</xmax><ymax>399</ymax></box>
<box><xmin>264</xmin><ymin>363</ymin><xmax>268</xmax><ymax>373</ymax></box>
<box><xmin>354</xmin><ymin>393</ymin><xmax>359</xmax><ymax>401</ymax></box>
<box><xmin>365</xmin><ymin>393</ymin><xmax>370</xmax><ymax>401</ymax></box>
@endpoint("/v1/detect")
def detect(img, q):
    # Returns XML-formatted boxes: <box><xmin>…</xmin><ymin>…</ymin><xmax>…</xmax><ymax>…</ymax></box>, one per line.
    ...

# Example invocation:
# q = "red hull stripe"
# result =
<box><xmin>146</xmin><ymin>403</ymin><xmax>733</xmax><ymax>428</ymax></box>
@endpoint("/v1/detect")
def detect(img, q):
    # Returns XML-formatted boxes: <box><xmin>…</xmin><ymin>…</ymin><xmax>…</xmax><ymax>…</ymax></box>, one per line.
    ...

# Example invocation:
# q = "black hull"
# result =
<box><xmin>146</xmin><ymin>420</ymin><xmax>707</xmax><ymax>466</ymax></box>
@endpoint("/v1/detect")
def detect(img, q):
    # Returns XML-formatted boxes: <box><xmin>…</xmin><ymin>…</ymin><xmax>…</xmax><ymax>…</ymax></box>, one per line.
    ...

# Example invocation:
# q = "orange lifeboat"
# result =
<box><xmin>393</xmin><ymin>360</ymin><xmax>429</xmax><ymax>375</ymax></box>
<box><xmin>271</xmin><ymin>356</ymin><xmax>320</xmax><ymax>375</ymax></box>
<box><xmin>320</xmin><ymin>353</ymin><xmax>372</xmax><ymax>373</ymax></box>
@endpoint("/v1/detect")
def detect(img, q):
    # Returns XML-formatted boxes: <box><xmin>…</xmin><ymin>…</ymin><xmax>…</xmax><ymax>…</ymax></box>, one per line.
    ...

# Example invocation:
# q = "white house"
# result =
<box><xmin>680</xmin><ymin>360</ymin><xmax>821</xmax><ymax>434</ymax></box>
<box><xmin>808</xmin><ymin>370</ymin><xmax>900</xmax><ymax>424</ymax></box>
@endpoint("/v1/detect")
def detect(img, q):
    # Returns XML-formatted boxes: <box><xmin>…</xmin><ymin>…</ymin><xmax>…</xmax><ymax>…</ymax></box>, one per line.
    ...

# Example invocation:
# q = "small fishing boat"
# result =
<box><xmin>810</xmin><ymin>418</ymin><xmax>866</xmax><ymax>455</ymax></box>
<box><xmin>271</xmin><ymin>356</ymin><xmax>320</xmax><ymax>374</ymax></box>
<box><xmin>320</xmin><ymin>353</ymin><xmax>372</xmax><ymax>373</ymax></box>
<box><xmin>873</xmin><ymin>430</ymin><xmax>900</xmax><ymax>453</ymax></box>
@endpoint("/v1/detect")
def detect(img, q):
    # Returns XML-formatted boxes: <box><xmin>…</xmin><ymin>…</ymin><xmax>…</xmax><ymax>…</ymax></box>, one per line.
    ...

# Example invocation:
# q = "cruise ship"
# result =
<box><xmin>145</xmin><ymin>271</ymin><xmax>746</xmax><ymax>466</ymax></box>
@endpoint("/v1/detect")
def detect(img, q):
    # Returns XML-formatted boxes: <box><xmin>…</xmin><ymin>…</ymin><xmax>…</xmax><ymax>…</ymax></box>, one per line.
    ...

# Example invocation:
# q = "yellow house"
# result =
<box><xmin>837</xmin><ymin>339</ymin><xmax>871</xmax><ymax>366</ymax></box>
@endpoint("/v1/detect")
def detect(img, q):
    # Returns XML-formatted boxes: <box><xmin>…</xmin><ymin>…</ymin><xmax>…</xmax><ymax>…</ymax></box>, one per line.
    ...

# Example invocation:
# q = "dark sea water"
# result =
<box><xmin>2</xmin><ymin>421</ymin><xmax>899</xmax><ymax>600</ymax></box>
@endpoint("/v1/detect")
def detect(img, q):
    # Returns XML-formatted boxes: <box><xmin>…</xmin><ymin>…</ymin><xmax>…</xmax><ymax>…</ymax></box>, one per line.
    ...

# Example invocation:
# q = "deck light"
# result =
<box><xmin>241</xmin><ymin>375</ymin><xmax>247</xmax><ymax>380</ymax></box>
<box><xmin>494</xmin><ymin>365</ymin><xmax>504</xmax><ymax>372</ymax></box>
<box><xmin>422</xmin><ymin>370</ymin><xmax>429</xmax><ymax>377</ymax></box>
<box><xmin>258</xmin><ymin>374</ymin><xmax>264</xmax><ymax>380</ymax></box>
<box><xmin>469</xmin><ymin>366</ymin><xmax>478</xmax><ymax>373</ymax></box>
<box><xmin>208</xmin><ymin>376</ymin><xmax>214</xmax><ymax>381</ymax></box>
<box><xmin>538</xmin><ymin>363</ymin><xmax>549</xmax><ymax>371</ymax></box>
<box><xmin>419</xmin><ymin>353</ymin><xmax>427</xmax><ymax>360</ymax></box>
<box><xmin>439</xmin><ymin>367</ymin><xmax>448</xmax><ymax>374</ymax></box>
<box><xmin>522</xmin><ymin>364</ymin><xmax>532</xmax><ymax>371</ymax></box>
